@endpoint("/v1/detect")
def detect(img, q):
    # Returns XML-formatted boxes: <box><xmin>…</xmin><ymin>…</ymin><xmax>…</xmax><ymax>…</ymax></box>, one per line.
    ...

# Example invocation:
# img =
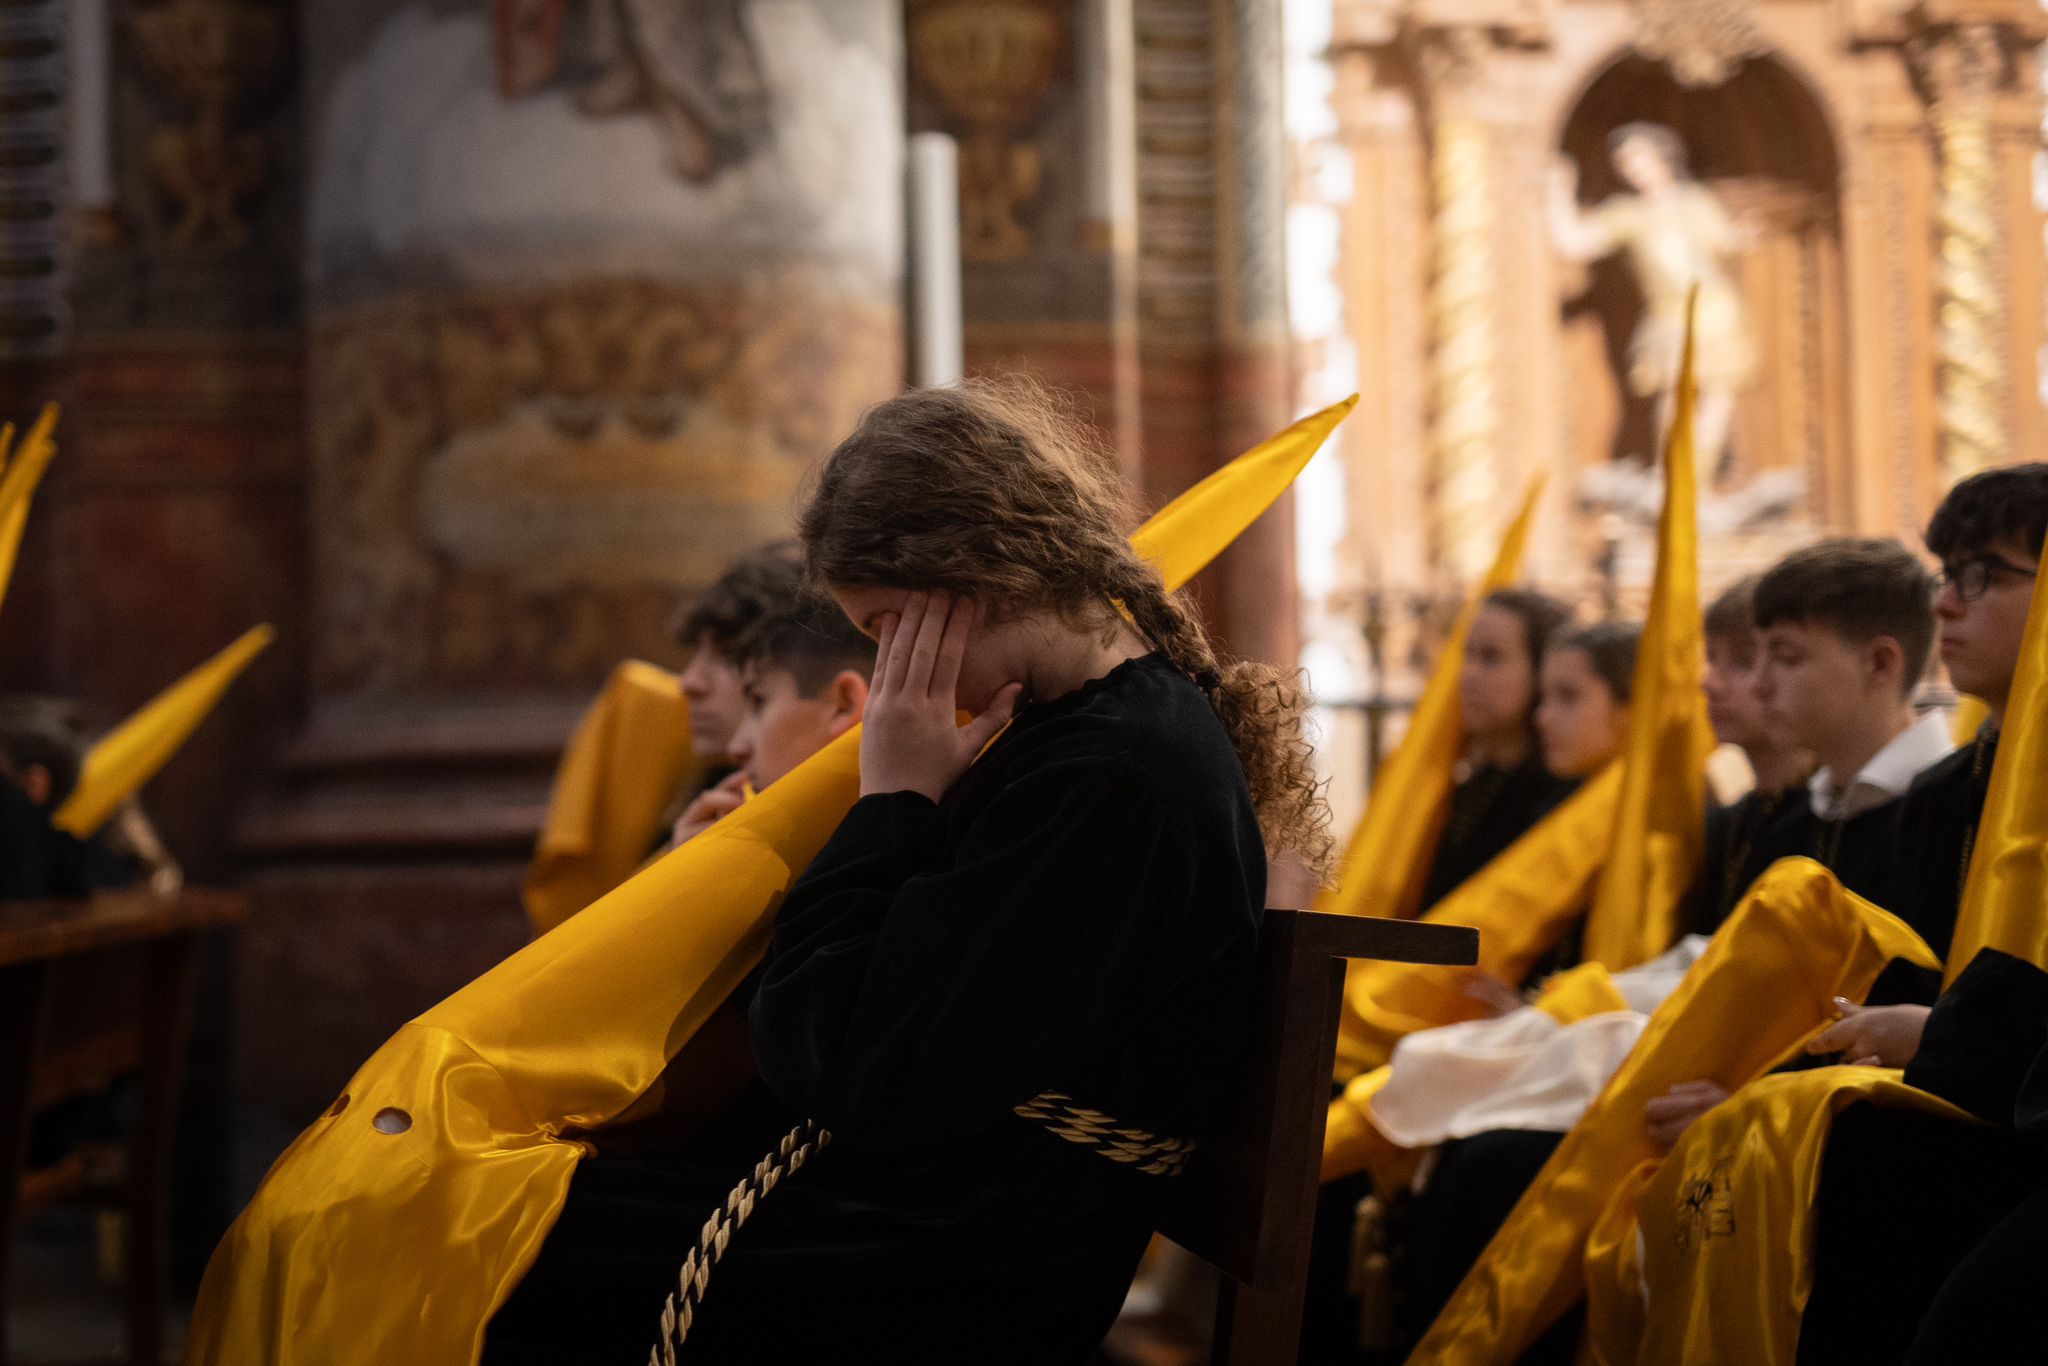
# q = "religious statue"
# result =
<box><xmin>495</xmin><ymin>0</ymin><xmax>773</xmax><ymax>183</ymax></box>
<box><xmin>1549</xmin><ymin>123</ymin><xmax>1797</xmax><ymax>529</ymax></box>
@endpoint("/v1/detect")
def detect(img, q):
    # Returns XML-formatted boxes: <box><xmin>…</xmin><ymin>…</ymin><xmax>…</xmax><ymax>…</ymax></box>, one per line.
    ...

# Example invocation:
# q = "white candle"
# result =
<box><xmin>907</xmin><ymin>131</ymin><xmax>963</xmax><ymax>389</ymax></box>
<box><xmin>67</xmin><ymin>0</ymin><xmax>114</xmax><ymax>211</ymax></box>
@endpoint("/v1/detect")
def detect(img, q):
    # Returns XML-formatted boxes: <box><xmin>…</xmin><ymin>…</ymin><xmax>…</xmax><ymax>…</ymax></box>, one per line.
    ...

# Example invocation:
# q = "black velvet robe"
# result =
<box><xmin>1864</xmin><ymin>733</ymin><xmax>1999</xmax><ymax>1007</ymax></box>
<box><xmin>1418</xmin><ymin>758</ymin><xmax>1578</xmax><ymax>912</ymax></box>
<box><xmin>1684</xmin><ymin>785</ymin><xmax>1809</xmax><ymax>936</ymax></box>
<box><xmin>0</xmin><ymin>782</ymin><xmax>131</xmax><ymax>901</ymax></box>
<box><xmin>485</xmin><ymin>654</ymin><xmax>1266</xmax><ymax>1365</ymax></box>
<box><xmin>1800</xmin><ymin>948</ymin><xmax>2048</xmax><ymax>1365</ymax></box>
<box><xmin>1907</xmin><ymin>962</ymin><xmax>2048</xmax><ymax>1363</ymax></box>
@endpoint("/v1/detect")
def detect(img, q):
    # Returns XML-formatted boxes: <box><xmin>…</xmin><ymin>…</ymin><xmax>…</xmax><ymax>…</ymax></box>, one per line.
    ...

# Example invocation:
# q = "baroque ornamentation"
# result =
<box><xmin>1413</xmin><ymin>26</ymin><xmax>1501</xmax><ymax>584</ymax></box>
<box><xmin>907</xmin><ymin>0</ymin><xmax>1066</xmax><ymax>262</ymax></box>
<box><xmin>131</xmin><ymin>0</ymin><xmax>286</xmax><ymax>247</ymax></box>
<box><xmin>1632</xmin><ymin>0</ymin><xmax>1769</xmax><ymax>90</ymax></box>
<box><xmin>1910</xmin><ymin>23</ymin><xmax>2015</xmax><ymax>481</ymax></box>
<box><xmin>310</xmin><ymin>278</ymin><xmax>901</xmax><ymax>694</ymax></box>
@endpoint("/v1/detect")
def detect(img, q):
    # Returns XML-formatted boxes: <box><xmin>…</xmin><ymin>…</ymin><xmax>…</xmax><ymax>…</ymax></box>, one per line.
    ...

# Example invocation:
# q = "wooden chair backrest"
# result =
<box><xmin>1157</xmin><ymin>909</ymin><xmax>1477</xmax><ymax>1363</ymax></box>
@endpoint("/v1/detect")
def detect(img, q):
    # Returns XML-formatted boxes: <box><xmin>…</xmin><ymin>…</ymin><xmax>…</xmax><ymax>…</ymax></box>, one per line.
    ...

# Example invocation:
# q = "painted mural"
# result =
<box><xmin>302</xmin><ymin>1</ymin><xmax>904</xmax><ymax>694</ymax></box>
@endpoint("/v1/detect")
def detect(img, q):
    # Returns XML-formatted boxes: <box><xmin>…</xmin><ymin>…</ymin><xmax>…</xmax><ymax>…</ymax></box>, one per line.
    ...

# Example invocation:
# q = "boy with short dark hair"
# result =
<box><xmin>670</xmin><ymin>541</ymin><xmax>805</xmax><ymax>766</ymax></box>
<box><xmin>1646</xmin><ymin>539</ymin><xmax>1950</xmax><ymax>1149</ymax></box>
<box><xmin>1745</xmin><ymin>466</ymin><xmax>2048</xmax><ymax>1361</ymax></box>
<box><xmin>669</xmin><ymin>594</ymin><xmax>876</xmax><ymax>844</ymax></box>
<box><xmin>1689</xmin><ymin>574</ymin><xmax>1815</xmax><ymax>933</ymax></box>
<box><xmin>1878</xmin><ymin>461</ymin><xmax>2048</xmax><ymax>954</ymax></box>
<box><xmin>1750</xmin><ymin>537</ymin><xmax>1950</xmax><ymax>911</ymax></box>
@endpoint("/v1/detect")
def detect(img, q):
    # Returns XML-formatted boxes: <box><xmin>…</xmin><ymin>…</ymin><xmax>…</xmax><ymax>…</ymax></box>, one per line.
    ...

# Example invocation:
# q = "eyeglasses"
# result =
<box><xmin>1935</xmin><ymin>553</ymin><xmax>2039</xmax><ymax>602</ymax></box>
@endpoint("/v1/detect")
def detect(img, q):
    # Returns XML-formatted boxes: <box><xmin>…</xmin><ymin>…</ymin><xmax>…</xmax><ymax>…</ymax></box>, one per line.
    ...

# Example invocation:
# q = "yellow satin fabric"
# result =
<box><xmin>0</xmin><ymin>404</ymin><xmax>58</xmax><ymax>619</ymax></box>
<box><xmin>1581</xmin><ymin>305</ymin><xmax>1711</xmax><ymax>971</ymax></box>
<box><xmin>1943</xmin><ymin>532</ymin><xmax>2048</xmax><ymax>984</ymax></box>
<box><xmin>52</xmin><ymin>624</ymin><xmax>274</xmax><ymax>838</ymax></box>
<box><xmin>1324</xmin><ymin>1065</ymin><xmax>1421</xmax><ymax>1189</ymax></box>
<box><xmin>1126</xmin><ymin>394</ymin><xmax>1354</xmax><ymax>588</ymax></box>
<box><xmin>1323</xmin><ymin>959</ymin><xmax>1631</xmax><ymax>1186</ymax></box>
<box><xmin>1315</xmin><ymin>476</ymin><xmax>1544</xmax><ymax>925</ymax></box>
<box><xmin>1604</xmin><ymin>1069</ymin><xmax>1971</xmax><ymax>1366</ymax></box>
<box><xmin>1532</xmin><ymin>961</ymin><xmax>1630</xmax><ymax>1024</ymax></box>
<box><xmin>1950</xmin><ymin>695</ymin><xmax>1989</xmax><ymax>747</ymax></box>
<box><xmin>1580</xmin><ymin>1157</ymin><xmax>1661</xmax><ymax>1362</ymax></box>
<box><xmin>523</xmin><ymin>660</ymin><xmax>700</xmax><ymax>936</ymax></box>
<box><xmin>1332</xmin><ymin>763</ymin><xmax>1623</xmax><ymax>1080</ymax></box>
<box><xmin>1410</xmin><ymin>858</ymin><xmax>1941</xmax><ymax>1365</ymax></box>
<box><xmin>184</xmin><ymin>396</ymin><xmax>1359</xmax><ymax>1366</ymax></box>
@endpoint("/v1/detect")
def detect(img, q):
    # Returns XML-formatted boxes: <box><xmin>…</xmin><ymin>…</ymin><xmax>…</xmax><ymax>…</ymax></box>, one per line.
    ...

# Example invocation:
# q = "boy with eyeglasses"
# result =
<box><xmin>1745</xmin><ymin>466</ymin><xmax>2048</xmax><ymax>1363</ymax></box>
<box><xmin>1866</xmin><ymin>462</ymin><xmax>2047</xmax><ymax>982</ymax></box>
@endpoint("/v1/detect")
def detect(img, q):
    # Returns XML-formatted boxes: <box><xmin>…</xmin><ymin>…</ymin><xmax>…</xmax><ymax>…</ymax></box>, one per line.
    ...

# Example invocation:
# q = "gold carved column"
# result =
<box><xmin>1414</xmin><ymin>26</ymin><xmax>1499</xmax><ymax>583</ymax></box>
<box><xmin>1911</xmin><ymin>22</ymin><xmax>2013</xmax><ymax>483</ymax></box>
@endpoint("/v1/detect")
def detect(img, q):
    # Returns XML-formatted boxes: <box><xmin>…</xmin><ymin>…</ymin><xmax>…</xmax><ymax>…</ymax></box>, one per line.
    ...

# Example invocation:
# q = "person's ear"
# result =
<box><xmin>831</xmin><ymin>671</ymin><xmax>870</xmax><ymax>735</ymax></box>
<box><xmin>22</xmin><ymin>764</ymin><xmax>52</xmax><ymax>808</ymax></box>
<box><xmin>1867</xmin><ymin>636</ymin><xmax>1906</xmax><ymax>695</ymax></box>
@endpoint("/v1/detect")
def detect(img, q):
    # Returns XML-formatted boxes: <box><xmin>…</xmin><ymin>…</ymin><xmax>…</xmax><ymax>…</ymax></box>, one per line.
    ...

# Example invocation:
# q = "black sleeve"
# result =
<box><xmin>1678</xmin><ymin>799</ymin><xmax>1738</xmax><ymax>939</ymax></box>
<box><xmin>46</xmin><ymin>832</ymin><xmax>137</xmax><ymax>896</ymax></box>
<box><xmin>0</xmin><ymin>785</ymin><xmax>55</xmax><ymax>901</ymax></box>
<box><xmin>1904</xmin><ymin>948</ymin><xmax>2048</xmax><ymax>1124</ymax></box>
<box><xmin>748</xmin><ymin>753</ymin><xmax>1192</xmax><ymax>1148</ymax></box>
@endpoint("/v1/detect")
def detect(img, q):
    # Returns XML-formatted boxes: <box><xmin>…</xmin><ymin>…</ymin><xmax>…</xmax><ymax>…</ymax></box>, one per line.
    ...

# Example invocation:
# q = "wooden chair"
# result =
<box><xmin>0</xmin><ymin>889</ymin><xmax>248</xmax><ymax>1366</ymax></box>
<box><xmin>1158</xmin><ymin>909</ymin><xmax>1478</xmax><ymax>1365</ymax></box>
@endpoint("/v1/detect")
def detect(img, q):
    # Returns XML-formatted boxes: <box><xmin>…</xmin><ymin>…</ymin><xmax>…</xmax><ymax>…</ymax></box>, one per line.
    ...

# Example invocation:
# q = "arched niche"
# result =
<box><xmin>1554</xmin><ymin>52</ymin><xmax>1848</xmax><ymax>523</ymax></box>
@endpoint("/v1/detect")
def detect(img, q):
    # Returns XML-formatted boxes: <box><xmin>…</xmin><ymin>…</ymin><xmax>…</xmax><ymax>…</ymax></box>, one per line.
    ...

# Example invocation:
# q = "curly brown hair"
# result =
<box><xmin>797</xmin><ymin>377</ymin><xmax>1334</xmax><ymax>878</ymax></box>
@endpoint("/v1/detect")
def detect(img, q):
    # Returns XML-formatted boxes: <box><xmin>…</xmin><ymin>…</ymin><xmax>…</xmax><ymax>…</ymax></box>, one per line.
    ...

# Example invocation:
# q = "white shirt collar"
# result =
<box><xmin>1808</xmin><ymin>711</ymin><xmax>1954</xmax><ymax>820</ymax></box>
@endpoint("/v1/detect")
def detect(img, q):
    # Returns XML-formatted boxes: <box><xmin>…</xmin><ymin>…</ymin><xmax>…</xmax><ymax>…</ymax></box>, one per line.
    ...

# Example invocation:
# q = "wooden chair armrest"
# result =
<box><xmin>1276</xmin><ymin>910</ymin><xmax>1478</xmax><ymax>968</ymax></box>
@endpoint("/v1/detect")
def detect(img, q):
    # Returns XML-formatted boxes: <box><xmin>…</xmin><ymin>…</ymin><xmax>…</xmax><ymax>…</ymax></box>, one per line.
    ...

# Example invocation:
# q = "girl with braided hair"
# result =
<box><xmin>485</xmin><ymin>378</ymin><xmax>1330</xmax><ymax>1363</ymax></box>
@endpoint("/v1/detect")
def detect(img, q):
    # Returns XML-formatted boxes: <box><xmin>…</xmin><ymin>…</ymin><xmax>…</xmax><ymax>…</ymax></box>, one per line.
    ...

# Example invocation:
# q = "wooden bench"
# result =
<box><xmin>0</xmin><ymin>889</ymin><xmax>249</xmax><ymax>1366</ymax></box>
<box><xmin>1158</xmin><ymin>909</ymin><xmax>1478</xmax><ymax>1365</ymax></box>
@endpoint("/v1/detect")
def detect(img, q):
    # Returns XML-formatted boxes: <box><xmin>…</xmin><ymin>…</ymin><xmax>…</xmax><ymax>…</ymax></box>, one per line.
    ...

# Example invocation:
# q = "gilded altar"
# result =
<box><xmin>1319</xmin><ymin>0</ymin><xmax>2048</xmax><ymax>609</ymax></box>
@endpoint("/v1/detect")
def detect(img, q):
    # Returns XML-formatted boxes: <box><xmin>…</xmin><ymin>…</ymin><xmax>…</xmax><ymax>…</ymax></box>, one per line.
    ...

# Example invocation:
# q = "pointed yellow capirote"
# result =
<box><xmin>186</xmin><ymin>395</ymin><xmax>1358</xmax><ymax>1366</ymax></box>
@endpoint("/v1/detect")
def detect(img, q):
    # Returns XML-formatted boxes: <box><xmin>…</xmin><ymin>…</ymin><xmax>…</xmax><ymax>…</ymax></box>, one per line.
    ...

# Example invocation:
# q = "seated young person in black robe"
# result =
<box><xmin>1386</xmin><ymin>590</ymin><xmax>1808</xmax><ymax>1364</ymax></box>
<box><xmin>1688</xmin><ymin>575</ymin><xmax>1815</xmax><ymax>936</ymax></box>
<box><xmin>1796</xmin><ymin>948</ymin><xmax>2048</xmax><ymax>1366</ymax></box>
<box><xmin>1298</xmin><ymin>590</ymin><xmax>1575</xmax><ymax>1360</ymax></box>
<box><xmin>661</xmin><ymin>541</ymin><xmax>806</xmax><ymax>849</ymax></box>
<box><xmin>483</xmin><ymin>380</ymin><xmax>1331</xmax><ymax>1365</ymax></box>
<box><xmin>1793</xmin><ymin>461</ymin><xmax>2048</xmax><ymax>1365</ymax></box>
<box><xmin>1297</xmin><ymin>622</ymin><xmax>1641</xmax><ymax>1365</ymax></box>
<box><xmin>665</xmin><ymin>586</ymin><xmax>874</xmax><ymax>849</ymax></box>
<box><xmin>1905</xmin><ymin>963</ymin><xmax>2048</xmax><ymax>1365</ymax></box>
<box><xmin>1416</xmin><ymin>589</ymin><xmax>1578</xmax><ymax>911</ymax></box>
<box><xmin>1640</xmin><ymin>539</ymin><xmax>1949</xmax><ymax>1164</ymax></box>
<box><xmin>1750</xmin><ymin>540</ymin><xmax>1953</xmax><ymax>1006</ymax></box>
<box><xmin>1514</xmin><ymin>620</ymin><xmax>1640</xmax><ymax>987</ymax></box>
<box><xmin>1</xmin><ymin>697</ymin><xmax>148</xmax><ymax>1168</ymax></box>
<box><xmin>1398</xmin><ymin>547</ymin><xmax>1944</xmax><ymax>1365</ymax></box>
<box><xmin>0</xmin><ymin>695</ymin><xmax>135</xmax><ymax>900</ymax></box>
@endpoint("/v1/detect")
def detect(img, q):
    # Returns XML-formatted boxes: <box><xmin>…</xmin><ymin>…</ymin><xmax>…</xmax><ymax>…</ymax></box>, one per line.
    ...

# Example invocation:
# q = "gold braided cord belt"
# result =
<box><xmin>648</xmin><ymin>1119</ymin><xmax>831</xmax><ymax>1366</ymax></box>
<box><xmin>1012</xmin><ymin>1092</ymin><xmax>1197</xmax><ymax>1177</ymax></box>
<box><xmin>647</xmin><ymin>1093</ymin><xmax>1190</xmax><ymax>1360</ymax></box>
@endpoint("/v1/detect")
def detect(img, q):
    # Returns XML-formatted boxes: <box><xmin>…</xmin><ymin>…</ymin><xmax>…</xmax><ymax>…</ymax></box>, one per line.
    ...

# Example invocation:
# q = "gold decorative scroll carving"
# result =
<box><xmin>1415</xmin><ymin>25</ymin><xmax>1500</xmax><ymax>583</ymax></box>
<box><xmin>1911</xmin><ymin>22</ymin><xmax>2012</xmax><ymax>482</ymax></box>
<box><xmin>1632</xmin><ymin>0</ymin><xmax>1770</xmax><ymax>89</ymax></box>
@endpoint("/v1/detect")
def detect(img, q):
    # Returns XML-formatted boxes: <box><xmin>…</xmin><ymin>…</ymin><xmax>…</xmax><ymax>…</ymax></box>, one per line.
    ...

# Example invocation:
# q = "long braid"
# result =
<box><xmin>1104</xmin><ymin>556</ymin><xmax>1335</xmax><ymax>881</ymax></box>
<box><xmin>801</xmin><ymin>376</ymin><xmax>1334</xmax><ymax>878</ymax></box>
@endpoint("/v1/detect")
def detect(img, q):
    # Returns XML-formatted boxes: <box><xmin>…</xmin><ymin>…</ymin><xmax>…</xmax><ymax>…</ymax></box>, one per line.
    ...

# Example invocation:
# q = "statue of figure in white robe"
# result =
<box><xmin>1550</xmin><ymin>123</ymin><xmax>1798</xmax><ymax>530</ymax></box>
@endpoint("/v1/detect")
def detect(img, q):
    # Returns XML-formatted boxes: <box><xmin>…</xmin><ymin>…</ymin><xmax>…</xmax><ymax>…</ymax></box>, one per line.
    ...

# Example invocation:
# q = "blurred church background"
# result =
<box><xmin>1</xmin><ymin>0</ymin><xmax>2044</xmax><ymax>1346</ymax></box>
